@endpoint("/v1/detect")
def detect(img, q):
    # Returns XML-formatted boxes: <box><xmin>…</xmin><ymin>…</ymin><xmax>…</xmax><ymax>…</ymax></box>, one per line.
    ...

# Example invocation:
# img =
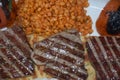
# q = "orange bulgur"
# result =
<box><xmin>17</xmin><ymin>0</ymin><xmax>93</xmax><ymax>38</ymax></box>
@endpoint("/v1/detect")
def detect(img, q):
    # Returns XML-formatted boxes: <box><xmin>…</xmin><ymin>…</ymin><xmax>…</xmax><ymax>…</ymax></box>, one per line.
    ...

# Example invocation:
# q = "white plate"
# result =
<box><xmin>86</xmin><ymin>0</ymin><xmax>109</xmax><ymax>36</ymax></box>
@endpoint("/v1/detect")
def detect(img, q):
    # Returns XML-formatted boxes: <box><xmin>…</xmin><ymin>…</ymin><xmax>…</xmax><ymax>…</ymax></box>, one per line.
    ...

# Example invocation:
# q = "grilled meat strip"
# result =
<box><xmin>32</xmin><ymin>29</ymin><xmax>88</xmax><ymax>80</ymax></box>
<box><xmin>86</xmin><ymin>36</ymin><xmax>120</xmax><ymax>80</ymax></box>
<box><xmin>0</xmin><ymin>25</ymin><xmax>34</xmax><ymax>79</ymax></box>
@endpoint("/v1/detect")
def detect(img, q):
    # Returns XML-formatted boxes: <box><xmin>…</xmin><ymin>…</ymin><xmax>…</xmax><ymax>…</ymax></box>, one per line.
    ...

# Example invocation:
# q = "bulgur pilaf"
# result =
<box><xmin>17</xmin><ymin>0</ymin><xmax>93</xmax><ymax>39</ymax></box>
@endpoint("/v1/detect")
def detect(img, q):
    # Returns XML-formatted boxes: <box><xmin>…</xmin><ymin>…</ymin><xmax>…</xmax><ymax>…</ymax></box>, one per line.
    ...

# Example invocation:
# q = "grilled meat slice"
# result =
<box><xmin>0</xmin><ymin>25</ymin><xmax>34</xmax><ymax>79</ymax></box>
<box><xmin>86</xmin><ymin>36</ymin><xmax>120</xmax><ymax>80</ymax></box>
<box><xmin>32</xmin><ymin>29</ymin><xmax>88</xmax><ymax>80</ymax></box>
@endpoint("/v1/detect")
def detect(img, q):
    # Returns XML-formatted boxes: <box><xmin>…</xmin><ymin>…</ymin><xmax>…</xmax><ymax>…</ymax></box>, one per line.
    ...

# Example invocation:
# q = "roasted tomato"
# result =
<box><xmin>96</xmin><ymin>0</ymin><xmax>120</xmax><ymax>36</ymax></box>
<box><xmin>0</xmin><ymin>0</ymin><xmax>17</xmax><ymax>28</ymax></box>
<box><xmin>0</xmin><ymin>7</ymin><xmax>7</xmax><ymax>28</ymax></box>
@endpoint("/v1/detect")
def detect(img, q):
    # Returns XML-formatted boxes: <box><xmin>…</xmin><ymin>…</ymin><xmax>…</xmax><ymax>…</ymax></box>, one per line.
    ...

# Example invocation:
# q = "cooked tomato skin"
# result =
<box><xmin>0</xmin><ymin>0</ymin><xmax>17</xmax><ymax>28</ymax></box>
<box><xmin>0</xmin><ymin>7</ymin><xmax>7</xmax><ymax>28</ymax></box>
<box><xmin>96</xmin><ymin>0</ymin><xmax>120</xmax><ymax>36</ymax></box>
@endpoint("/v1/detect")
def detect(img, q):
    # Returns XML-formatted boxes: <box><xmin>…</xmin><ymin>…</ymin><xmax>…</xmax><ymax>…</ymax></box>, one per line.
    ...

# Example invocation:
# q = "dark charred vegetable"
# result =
<box><xmin>1</xmin><ymin>0</ymin><xmax>12</xmax><ymax>11</ymax></box>
<box><xmin>107</xmin><ymin>7</ymin><xmax>120</xmax><ymax>35</ymax></box>
<box><xmin>1</xmin><ymin>7</ymin><xmax>10</xmax><ymax>19</ymax></box>
<box><xmin>1</xmin><ymin>0</ymin><xmax>9</xmax><ymax>7</ymax></box>
<box><xmin>0</xmin><ymin>0</ymin><xmax>16</xmax><ymax>27</ymax></box>
<box><xmin>0</xmin><ymin>0</ymin><xmax>12</xmax><ymax>19</ymax></box>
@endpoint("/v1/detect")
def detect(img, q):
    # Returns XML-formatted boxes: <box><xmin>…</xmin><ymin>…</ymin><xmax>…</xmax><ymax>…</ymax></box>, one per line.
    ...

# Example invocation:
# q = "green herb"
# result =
<box><xmin>8</xmin><ymin>0</ymin><xmax>12</xmax><ymax>12</ymax></box>
<box><xmin>0</xmin><ymin>45</ymin><xmax>3</xmax><ymax>48</ymax></box>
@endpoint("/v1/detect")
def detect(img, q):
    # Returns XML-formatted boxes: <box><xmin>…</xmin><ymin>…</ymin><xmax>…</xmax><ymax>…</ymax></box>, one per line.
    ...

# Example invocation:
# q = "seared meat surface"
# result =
<box><xmin>32</xmin><ymin>29</ymin><xmax>88</xmax><ymax>80</ymax></box>
<box><xmin>0</xmin><ymin>25</ymin><xmax>34</xmax><ymax>79</ymax></box>
<box><xmin>86</xmin><ymin>36</ymin><xmax>120</xmax><ymax>80</ymax></box>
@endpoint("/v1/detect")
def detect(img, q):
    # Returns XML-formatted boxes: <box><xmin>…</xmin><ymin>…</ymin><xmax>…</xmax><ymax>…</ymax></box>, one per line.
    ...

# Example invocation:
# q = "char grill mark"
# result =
<box><xmin>35</xmin><ymin>42</ymin><xmax>84</xmax><ymax>65</ymax></box>
<box><xmin>91</xmin><ymin>37</ymin><xmax>117</xmax><ymax>78</ymax></box>
<box><xmin>0</xmin><ymin>26</ymin><xmax>34</xmax><ymax>79</ymax></box>
<box><xmin>2</xmin><ymin>28</ymin><xmax>32</xmax><ymax>58</ymax></box>
<box><xmin>0</xmin><ymin>56</ymin><xmax>15</xmax><ymax>78</ymax></box>
<box><xmin>53</xmin><ymin>35</ymin><xmax>84</xmax><ymax>51</ymax></box>
<box><xmin>86</xmin><ymin>36</ymin><xmax>120</xmax><ymax>80</ymax></box>
<box><xmin>44</xmin><ymin>67</ymin><xmax>76</xmax><ymax>80</ymax></box>
<box><xmin>33</xmin><ymin>48</ymin><xmax>86</xmax><ymax>74</ymax></box>
<box><xmin>33</xmin><ymin>53</ymin><xmax>87</xmax><ymax>75</ymax></box>
<box><xmin>32</xmin><ymin>29</ymin><xmax>87</xmax><ymax>80</ymax></box>
<box><xmin>35</xmin><ymin>39</ymin><xmax>84</xmax><ymax>59</ymax></box>
<box><xmin>11</xmin><ymin>25</ymin><xmax>28</xmax><ymax>42</ymax></box>
<box><xmin>44</xmin><ymin>62</ymin><xmax>87</xmax><ymax>79</ymax></box>
<box><xmin>115</xmin><ymin>37</ymin><xmax>120</xmax><ymax>45</ymax></box>
<box><xmin>45</xmin><ymin>64</ymin><xmax>78</xmax><ymax>80</ymax></box>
